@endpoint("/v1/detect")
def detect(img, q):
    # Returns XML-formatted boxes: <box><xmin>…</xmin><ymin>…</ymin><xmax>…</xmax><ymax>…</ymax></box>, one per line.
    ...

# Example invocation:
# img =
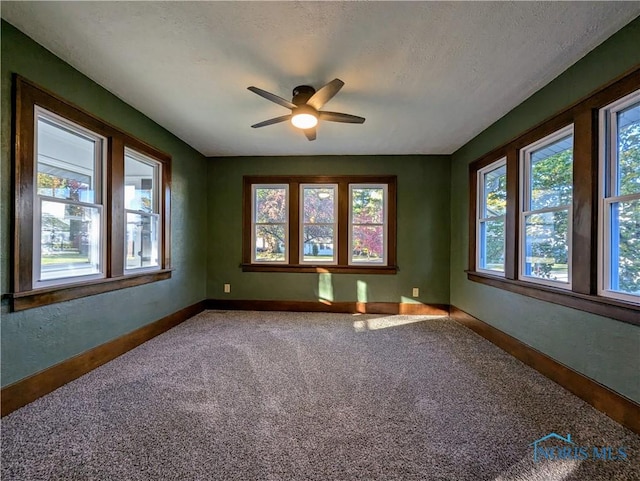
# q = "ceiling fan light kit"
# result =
<box><xmin>248</xmin><ymin>78</ymin><xmax>365</xmax><ymax>141</ymax></box>
<box><xmin>290</xmin><ymin>104</ymin><xmax>318</xmax><ymax>129</ymax></box>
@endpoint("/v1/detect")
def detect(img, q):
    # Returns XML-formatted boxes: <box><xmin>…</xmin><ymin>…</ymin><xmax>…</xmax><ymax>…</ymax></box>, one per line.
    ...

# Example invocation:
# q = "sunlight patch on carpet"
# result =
<box><xmin>353</xmin><ymin>315</ymin><xmax>444</xmax><ymax>331</ymax></box>
<box><xmin>494</xmin><ymin>456</ymin><xmax>581</xmax><ymax>481</ymax></box>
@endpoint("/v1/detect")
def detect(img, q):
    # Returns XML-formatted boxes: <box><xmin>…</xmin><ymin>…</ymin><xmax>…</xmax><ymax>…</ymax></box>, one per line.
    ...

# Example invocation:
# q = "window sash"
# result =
<box><xmin>349</xmin><ymin>184</ymin><xmax>388</xmax><ymax>266</ymax></box>
<box><xmin>124</xmin><ymin>147</ymin><xmax>161</xmax><ymax>214</ymax></box>
<box><xmin>299</xmin><ymin>184</ymin><xmax>338</xmax><ymax>265</ymax></box>
<box><xmin>33</xmin><ymin>197</ymin><xmax>105</xmax><ymax>287</ymax></box>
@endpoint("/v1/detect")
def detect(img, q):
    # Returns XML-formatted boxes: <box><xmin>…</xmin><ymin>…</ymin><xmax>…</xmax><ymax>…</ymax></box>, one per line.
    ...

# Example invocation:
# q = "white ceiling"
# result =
<box><xmin>2</xmin><ymin>2</ymin><xmax>639</xmax><ymax>157</ymax></box>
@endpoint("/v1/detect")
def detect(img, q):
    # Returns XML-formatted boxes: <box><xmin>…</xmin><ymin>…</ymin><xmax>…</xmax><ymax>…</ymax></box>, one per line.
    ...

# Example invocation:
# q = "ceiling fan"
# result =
<box><xmin>247</xmin><ymin>78</ymin><xmax>365</xmax><ymax>141</ymax></box>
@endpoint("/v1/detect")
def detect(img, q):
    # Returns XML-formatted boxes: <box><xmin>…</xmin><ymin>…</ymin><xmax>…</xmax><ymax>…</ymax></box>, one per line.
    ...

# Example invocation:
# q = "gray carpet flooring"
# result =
<box><xmin>2</xmin><ymin>310</ymin><xmax>639</xmax><ymax>480</ymax></box>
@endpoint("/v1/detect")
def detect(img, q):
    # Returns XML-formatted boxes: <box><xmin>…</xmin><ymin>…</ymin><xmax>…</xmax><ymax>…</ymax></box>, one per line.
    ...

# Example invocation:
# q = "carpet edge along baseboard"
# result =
<box><xmin>205</xmin><ymin>299</ymin><xmax>450</xmax><ymax>315</ymax></box>
<box><xmin>0</xmin><ymin>301</ymin><xmax>205</xmax><ymax>417</ymax></box>
<box><xmin>449</xmin><ymin>305</ymin><xmax>640</xmax><ymax>435</ymax></box>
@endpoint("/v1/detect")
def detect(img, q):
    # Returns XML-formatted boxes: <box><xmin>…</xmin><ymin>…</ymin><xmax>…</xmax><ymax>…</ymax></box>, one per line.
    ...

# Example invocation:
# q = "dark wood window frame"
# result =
<box><xmin>468</xmin><ymin>66</ymin><xmax>640</xmax><ymax>326</ymax></box>
<box><xmin>242</xmin><ymin>175</ymin><xmax>397</xmax><ymax>274</ymax></box>
<box><xmin>9</xmin><ymin>75</ymin><xmax>172</xmax><ymax>311</ymax></box>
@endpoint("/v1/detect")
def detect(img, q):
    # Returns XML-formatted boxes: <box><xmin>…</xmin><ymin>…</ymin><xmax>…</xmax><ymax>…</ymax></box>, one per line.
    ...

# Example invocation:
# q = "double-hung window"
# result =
<box><xmin>350</xmin><ymin>184</ymin><xmax>388</xmax><ymax>265</ymax></box>
<box><xmin>12</xmin><ymin>76</ymin><xmax>171</xmax><ymax>311</ymax></box>
<box><xmin>599</xmin><ymin>89</ymin><xmax>640</xmax><ymax>303</ymax></box>
<box><xmin>476</xmin><ymin>159</ymin><xmax>507</xmax><ymax>275</ymax></box>
<box><xmin>520</xmin><ymin>125</ymin><xmax>573</xmax><ymax>288</ymax></box>
<box><xmin>243</xmin><ymin>176</ymin><xmax>397</xmax><ymax>273</ymax></box>
<box><xmin>34</xmin><ymin>108</ymin><xmax>105</xmax><ymax>287</ymax></box>
<box><xmin>252</xmin><ymin>184</ymin><xmax>289</xmax><ymax>264</ymax></box>
<box><xmin>300</xmin><ymin>184</ymin><xmax>337</xmax><ymax>264</ymax></box>
<box><xmin>124</xmin><ymin>148</ymin><xmax>162</xmax><ymax>271</ymax></box>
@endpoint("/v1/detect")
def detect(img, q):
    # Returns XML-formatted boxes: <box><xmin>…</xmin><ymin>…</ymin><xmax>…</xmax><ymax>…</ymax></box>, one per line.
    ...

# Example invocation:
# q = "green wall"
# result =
<box><xmin>3</xmin><ymin>14</ymin><xmax>638</xmax><ymax>406</ymax></box>
<box><xmin>207</xmin><ymin>155</ymin><xmax>450</xmax><ymax>305</ymax></box>
<box><xmin>0</xmin><ymin>21</ymin><xmax>208</xmax><ymax>387</ymax></box>
<box><xmin>450</xmin><ymin>18</ymin><xmax>640</xmax><ymax>402</ymax></box>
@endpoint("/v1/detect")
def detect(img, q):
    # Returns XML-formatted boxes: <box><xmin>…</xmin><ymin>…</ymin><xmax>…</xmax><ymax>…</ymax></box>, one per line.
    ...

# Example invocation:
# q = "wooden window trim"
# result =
<box><xmin>242</xmin><ymin>175</ymin><xmax>398</xmax><ymax>274</ymax></box>
<box><xmin>467</xmin><ymin>66</ymin><xmax>640</xmax><ymax>326</ymax></box>
<box><xmin>10</xmin><ymin>75</ymin><xmax>172</xmax><ymax>311</ymax></box>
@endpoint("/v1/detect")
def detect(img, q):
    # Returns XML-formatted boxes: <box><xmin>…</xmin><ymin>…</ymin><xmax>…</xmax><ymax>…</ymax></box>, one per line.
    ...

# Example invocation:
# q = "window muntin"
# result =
<box><xmin>252</xmin><ymin>184</ymin><xmax>289</xmax><ymax>263</ymax></box>
<box><xmin>124</xmin><ymin>148</ymin><xmax>161</xmax><ymax>271</ymax></box>
<box><xmin>599</xmin><ymin>90</ymin><xmax>640</xmax><ymax>303</ymax></box>
<box><xmin>477</xmin><ymin>158</ymin><xmax>506</xmax><ymax>274</ymax></box>
<box><xmin>520</xmin><ymin>125</ymin><xmax>574</xmax><ymax>288</ymax></box>
<box><xmin>349</xmin><ymin>184</ymin><xmax>388</xmax><ymax>265</ymax></box>
<box><xmin>300</xmin><ymin>184</ymin><xmax>337</xmax><ymax>264</ymax></box>
<box><xmin>33</xmin><ymin>107</ymin><xmax>105</xmax><ymax>287</ymax></box>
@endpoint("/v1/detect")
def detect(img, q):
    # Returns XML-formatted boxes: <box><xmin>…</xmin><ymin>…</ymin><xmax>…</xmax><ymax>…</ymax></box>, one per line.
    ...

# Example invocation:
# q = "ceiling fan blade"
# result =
<box><xmin>319</xmin><ymin>111</ymin><xmax>365</xmax><ymax>124</ymax></box>
<box><xmin>247</xmin><ymin>86</ymin><xmax>297</xmax><ymax>110</ymax></box>
<box><xmin>251</xmin><ymin>115</ymin><xmax>292</xmax><ymax>128</ymax></box>
<box><xmin>307</xmin><ymin>79</ymin><xmax>344</xmax><ymax>110</ymax></box>
<box><xmin>303</xmin><ymin>127</ymin><xmax>317</xmax><ymax>141</ymax></box>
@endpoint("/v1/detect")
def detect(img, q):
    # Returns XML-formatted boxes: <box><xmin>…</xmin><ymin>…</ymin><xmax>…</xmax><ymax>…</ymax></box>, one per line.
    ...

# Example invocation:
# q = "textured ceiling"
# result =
<box><xmin>2</xmin><ymin>2</ymin><xmax>639</xmax><ymax>157</ymax></box>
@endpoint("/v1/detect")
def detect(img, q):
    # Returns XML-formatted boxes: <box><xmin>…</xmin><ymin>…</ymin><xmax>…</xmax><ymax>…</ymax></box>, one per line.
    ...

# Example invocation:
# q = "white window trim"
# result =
<box><xmin>598</xmin><ymin>89</ymin><xmax>640</xmax><ymax>304</ymax></box>
<box><xmin>348</xmin><ymin>183</ymin><xmax>388</xmax><ymax>266</ymax></box>
<box><xmin>251</xmin><ymin>183</ymin><xmax>289</xmax><ymax>264</ymax></box>
<box><xmin>299</xmin><ymin>184</ymin><xmax>338</xmax><ymax>265</ymax></box>
<box><xmin>123</xmin><ymin>147</ymin><xmax>162</xmax><ymax>274</ymax></box>
<box><xmin>476</xmin><ymin>157</ymin><xmax>507</xmax><ymax>276</ymax></box>
<box><xmin>32</xmin><ymin>106</ymin><xmax>106</xmax><ymax>289</ymax></box>
<box><xmin>519</xmin><ymin>124</ymin><xmax>574</xmax><ymax>289</ymax></box>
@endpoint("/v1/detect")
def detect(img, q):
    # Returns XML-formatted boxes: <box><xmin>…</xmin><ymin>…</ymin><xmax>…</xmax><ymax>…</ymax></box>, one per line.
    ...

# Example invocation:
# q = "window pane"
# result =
<box><xmin>530</xmin><ymin>135</ymin><xmax>573</xmax><ymax>210</ymax></box>
<box><xmin>255</xmin><ymin>225</ymin><xmax>286</xmax><ymax>262</ymax></box>
<box><xmin>302</xmin><ymin>226</ymin><xmax>335</xmax><ymax>262</ymax></box>
<box><xmin>40</xmin><ymin>200</ymin><xmax>101</xmax><ymax>280</ymax></box>
<box><xmin>255</xmin><ymin>187</ymin><xmax>287</xmax><ymax>223</ymax></box>
<box><xmin>125</xmin><ymin>153</ymin><xmax>156</xmax><ymax>213</ymax></box>
<box><xmin>616</xmin><ymin>101</ymin><xmax>640</xmax><ymax>196</ymax></box>
<box><xmin>352</xmin><ymin>225</ymin><xmax>384</xmax><ymax>263</ymax></box>
<box><xmin>126</xmin><ymin>213</ymin><xmax>159</xmax><ymax>269</ymax></box>
<box><xmin>352</xmin><ymin>188</ymin><xmax>384</xmax><ymax>224</ymax></box>
<box><xmin>479</xmin><ymin>218</ymin><xmax>505</xmax><ymax>272</ymax></box>
<box><xmin>483</xmin><ymin>164</ymin><xmax>507</xmax><ymax>218</ymax></box>
<box><xmin>37</xmin><ymin>117</ymin><xmax>97</xmax><ymax>203</ymax></box>
<box><xmin>609</xmin><ymin>199</ymin><xmax>640</xmax><ymax>295</ymax></box>
<box><xmin>523</xmin><ymin>210</ymin><xmax>569</xmax><ymax>283</ymax></box>
<box><xmin>303</xmin><ymin>187</ymin><xmax>334</xmax><ymax>223</ymax></box>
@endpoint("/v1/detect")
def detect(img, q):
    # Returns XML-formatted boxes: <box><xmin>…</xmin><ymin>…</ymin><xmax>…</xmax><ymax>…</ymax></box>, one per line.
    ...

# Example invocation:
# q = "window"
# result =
<box><xmin>243</xmin><ymin>176</ymin><xmax>396</xmax><ymax>273</ymax></box>
<box><xmin>301</xmin><ymin>184</ymin><xmax>337</xmax><ymax>264</ymax></box>
<box><xmin>520</xmin><ymin>126</ymin><xmax>573</xmax><ymax>288</ymax></box>
<box><xmin>350</xmin><ymin>184</ymin><xmax>388</xmax><ymax>265</ymax></box>
<box><xmin>476</xmin><ymin>158</ymin><xmax>506</xmax><ymax>275</ymax></box>
<box><xmin>599</xmin><ymin>89</ymin><xmax>640</xmax><ymax>303</ymax></box>
<box><xmin>124</xmin><ymin>149</ymin><xmax>162</xmax><ymax>271</ymax></box>
<box><xmin>252</xmin><ymin>184</ymin><xmax>289</xmax><ymax>263</ymax></box>
<box><xmin>34</xmin><ymin>108</ymin><xmax>105</xmax><ymax>287</ymax></box>
<box><xmin>12</xmin><ymin>76</ymin><xmax>171</xmax><ymax>311</ymax></box>
<box><xmin>467</xmin><ymin>67</ymin><xmax>640</xmax><ymax>325</ymax></box>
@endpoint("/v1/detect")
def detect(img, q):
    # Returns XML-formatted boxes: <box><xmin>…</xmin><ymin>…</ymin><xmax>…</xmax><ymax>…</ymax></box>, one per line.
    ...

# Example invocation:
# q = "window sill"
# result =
<box><xmin>466</xmin><ymin>270</ymin><xmax>639</xmax><ymax>326</ymax></box>
<box><xmin>241</xmin><ymin>264</ymin><xmax>398</xmax><ymax>275</ymax></box>
<box><xmin>8</xmin><ymin>269</ymin><xmax>172</xmax><ymax>312</ymax></box>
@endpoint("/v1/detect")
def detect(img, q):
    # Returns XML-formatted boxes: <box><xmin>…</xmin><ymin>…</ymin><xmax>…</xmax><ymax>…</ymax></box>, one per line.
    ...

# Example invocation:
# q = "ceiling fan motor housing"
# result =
<box><xmin>292</xmin><ymin>85</ymin><xmax>316</xmax><ymax>106</ymax></box>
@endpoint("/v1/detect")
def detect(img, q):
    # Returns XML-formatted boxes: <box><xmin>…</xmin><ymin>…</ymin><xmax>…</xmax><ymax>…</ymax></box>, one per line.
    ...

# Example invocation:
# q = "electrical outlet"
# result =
<box><xmin>224</xmin><ymin>284</ymin><xmax>231</xmax><ymax>293</ymax></box>
<box><xmin>412</xmin><ymin>287</ymin><xmax>419</xmax><ymax>297</ymax></box>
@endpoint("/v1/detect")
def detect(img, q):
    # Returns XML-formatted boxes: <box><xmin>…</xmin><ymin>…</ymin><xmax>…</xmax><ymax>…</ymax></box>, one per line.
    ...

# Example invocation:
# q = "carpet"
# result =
<box><xmin>2</xmin><ymin>310</ymin><xmax>639</xmax><ymax>480</ymax></box>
